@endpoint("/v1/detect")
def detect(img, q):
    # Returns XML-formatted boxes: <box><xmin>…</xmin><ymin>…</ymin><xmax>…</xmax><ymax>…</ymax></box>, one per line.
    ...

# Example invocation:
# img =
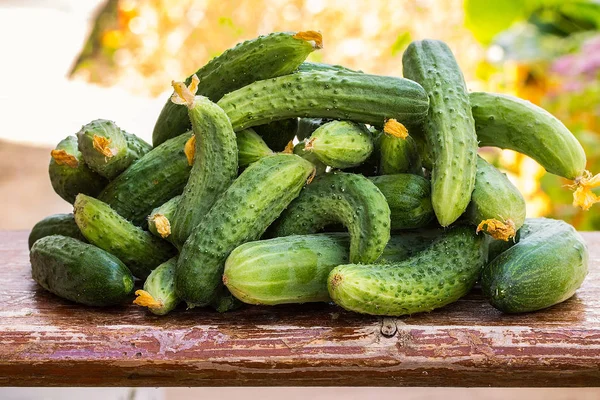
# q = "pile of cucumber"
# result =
<box><xmin>29</xmin><ymin>31</ymin><xmax>592</xmax><ymax>317</ymax></box>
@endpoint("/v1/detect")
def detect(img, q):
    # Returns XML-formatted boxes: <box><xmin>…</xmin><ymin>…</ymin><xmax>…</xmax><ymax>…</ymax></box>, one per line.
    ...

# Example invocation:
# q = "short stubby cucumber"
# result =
<box><xmin>369</xmin><ymin>174</ymin><xmax>434</xmax><ymax>230</ymax></box>
<box><xmin>148</xmin><ymin>195</ymin><xmax>180</xmax><ymax>242</ymax></box>
<box><xmin>378</xmin><ymin>119</ymin><xmax>422</xmax><ymax>175</ymax></box>
<box><xmin>293</xmin><ymin>140</ymin><xmax>327</xmax><ymax>175</ymax></box>
<box><xmin>467</xmin><ymin>156</ymin><xmax>526</xmax><ymax>241</ymax></box>
<box><xmin>237</xmin><ymin>128</ymin><xmax>274</xmax><ymax>168</ymax></box>
<box><xmin>253</xmin><ymin>119</ymin><xmax>298</xmax><ymax>152</ymax></box>
<box><xmin>169</xmin><ymin>77</ymin><xmax>238</xmax><ymax>246</ymax></box>
<box><xmin>328</xmin><ymin>226</ymin><xmax>487</xmax><ymax>316</ymax></box>
<box><xmin>152</xmin><ymin>31</ymin><xmax>322</xmax><ymax>146</ymax></box>
<box><xmin>49</xmin><ymin>136</ymin><xmax>107</xmax><ymax>204</ymax></box>
<box><xmin>481</xmin><ymin>218</ymin><xmax>588</xmax><ymax>313</ymax></box>
<box><xmin>98</xmin><ymin>132</ymin><xmax>192</xmax><ymax>226</ymax></box>
<box><xmin>74</xmin><ymin>194</ymin><xmax>176</xmax><ymax>279</ymax></box>
<box><xmin>133</xmin><ymin>257</ymin><xmax>180</xmax><ymax>315</ymax></box>
<box><xmin>305</xmin><ymin>121</ymin><xmax>374</xmax><ymax>169</ymax></box>
<box><xmin>30</xmin><ymin>235</ymin><xmax>134</xmax><ymax>306</ymax></box>
<box><xmin>217</xmin><ymin>71</ymin><xmax>429</xmax><ymax>131</ymax></box>
<box><xmin>402</xmin><ymin>40</ymin><xmax>478</xmax><ymax>226</ymax></box>
<box><xmin>175</xmin><ymin>154</ymin><xmax>315</xmax><ymax>307</ymax></box>
<box><xmin>270</xmin><ymin>171</ymin><xmax>391</xmax><ymax>264</ymax></box>
<box><xmin>29</xmin><ymin>213</ymin><xmax>87</xmax><ymax>250</ymax></box>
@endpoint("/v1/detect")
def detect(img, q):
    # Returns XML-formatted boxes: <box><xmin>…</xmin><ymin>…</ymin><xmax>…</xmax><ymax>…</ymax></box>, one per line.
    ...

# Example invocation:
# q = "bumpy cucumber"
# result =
<box><xmin>74</xmin><ymin>194</ymin><xmax>176</xmax><ymax>279</ymax></box>
<box><xmin>470</xmin><ymin>92</ymin><xmax>586</xmax><ymax>180</ymax></box>
<box><xmin>98</xmin><ymin>132</ymin><xmax>192</xmax><ymax>226</ymax></box>
<box><xmin>328</xmin><ymin>226</ymin><xmax>487</xmax><ymax>316</ymax></box>
<box><xmin>30</xmin><ymin>235</ymin><xmax>134</xmax><ymax>306</ymax></box>
<box><xmin>176</xmin><ymin>154</ymin><xmax>315</xmax><ymax>307</ymax></box>
<box><xmin>133</xmin><ymin>257</ymin><xmax>179</xmax><ymax>315</ymax></box>
<box><xmin>217</xmin><ymin>71</ymin><xmax>429</xmax><ymax>131</ymax></box>
<box><xmin>297</xmin><ymin>118</ymin><xmax>326</xmax><ymax>141</ymax></box>
<box><xmin>270</xmin><ymin>171</ymin><xmax>391</xmax><ymax>264</ymax></box>
<box><xmin>305</xmin><ymin>121</ymin><xmax>374</xmax><ymax>169</ymax></box>
<box><xmin>467</xmin><ymin>156</ymin><xmax>526</xmax><ymax>241</ymax></box>
<box><xmin>29</xmin><ymin>213</ymin><xmax>87</xmax><ymax>250</ymax></box>
<box><xmin>123</xmin><ymin>131</ymin><xmax>152</xmax><ymax>160</ymax></box>
<box><xmin>253</xmin><ymin>119</ymin><xmax>298</xmax><ymax>152</ymax></box>
<box><xmin>152</xmin><ymin>31</ymin><xmax>321</xmax><ymax>146</ymax></box>
<box><xmin>293</xmin><ymin>140</ymin><xmax>327</xmax><ymax>175</ymax></box>
<box><xmin>403</xmin><ymin>40</ymin><xmax>478</xmax><ymax>226</ymax></box>
<box><xmin>49</xmin><ymin>136</ymin><xmax>107</xmax><ymax>204</ymax></box>
<box><xmin>369</xmin><ymin>174</ymin><xmax>434</xmax><ymax>230</ymax></box>
<box><xmin>481</xmin><ymin>218</ymin><xmax>588</xmax><ymax>313</ymax></box>
<box><xmin>169</xmin><ymin>81</ymin><xmax>238</xmax><ymax>246</ymax></box>
<box><xmin>237</xmin><ymin>128</ymin><xmax>274</xmax><ymax>168</ymax></box>
<box><xmin>378</xmin><ymin>120</ymin><xmax>422</xmax><ymax>175</ymax></box>
<box><xmin>148</xmin><ymin>195</ymin><xmax>180</xmax><ymax>241</ymax></box>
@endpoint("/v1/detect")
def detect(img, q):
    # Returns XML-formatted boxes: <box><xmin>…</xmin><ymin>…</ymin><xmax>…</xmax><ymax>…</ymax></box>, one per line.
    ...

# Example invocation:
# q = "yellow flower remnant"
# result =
<box><xmin>383</xmin><ymin>119</ymin><xmax>408</xmax><ymax>139</ymax></box>
<box><xmin>50</xmin><ymin>149</ymin><xmax>79</xmax><ymax>168</ymax></box>
<box><xmin>133</xmin><ymin>289</ymin><xmax>163</xmax><ymax>309</ymax></box>
<box><xmin>293</xmin><ymin>31</ymin><xmax>323</xmax><ymax>49</ymax></box>
<box><xmin>171</xmin><ymin>74</ymin><xmax>200</xmax><ymax>108</ymax></box>
<box><xmin>184</xmin><ymin>134</ymin><xmax>196</xmax><ymax>166</ymax></box>
<box><xmin>572</xmin><ymin>171</ymin><xmax>600</xmax><ymax>211</ymax></box>
<box><xmin>151</xmin><ymin>214</ymin><xmax>172</xmax><ymax>238</ymax></box>
<box><xmin>92</xmin><ymin>136</ymin><xmax>117</xmax><ymax>158</ymax></box>
<box><xmin>476</xmin><ymin>218</ymin><xmax>517</xmax><ymax>241</ymax></box>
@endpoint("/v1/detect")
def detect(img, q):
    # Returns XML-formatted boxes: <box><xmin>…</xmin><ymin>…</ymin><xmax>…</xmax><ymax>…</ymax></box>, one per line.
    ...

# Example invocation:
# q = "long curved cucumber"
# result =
<box><xmin>152</xmin><ymin>31</ymin><xmax>322</xmax><ymax>146</ymax></box>
<box><xmin>237</xmin><ymin>128</ymin><xmax>274</xmax><ymax>168</ymax></box>
<box><xmin>74</xmin><ymin>194</ymin><xmax>176</xmax><ymax>279</ymax></box>
<box><xmin>378</xmin><ymin>120</ymin><xmax>422</xmax><ymax>175</ymax></box>
<box><xmin>305</xmin><ymin>121</ymin><xmax>374</xmax><ymax>169</ymax></box>
<box><xmin>133</xmin><ymin>257</ymin><xmax>180</xmax><ymax>315</ymax></box>
<box><xmin>30</xmin><ymin>235</ymin><xmax>134</xmax><ymax>306</ymax></box>
<box><xmin>217</xmin><ymin>71</ymin><xmax>429</xmax><ymax>131</ymax></box>
<box><xmin>29</xmin><ymin>213</ymin><xmax>87</xmax><ymax>250</ymax></box>
<box><xmin>402</xmin><ymin>40</ymin><xmax>478</xmax><ymax>226</ymax></box>
<box><xmin>270</xmin><ymin>171</ymin><xmax>391</xmax><ymax>264</ymax></box>
<box><xmin>148</xmin><ymin>195</ymin><xmax>180</xmax><ymax>242</ymax></box>
<box><xmin>175</xmin><ymin>154</ymin><xmax>314</xmax><ymax>307</ymax></box>
<box><xmin>328</xmin><ymin>226</ymin><xmax>487</xmax><ymax>316</ymax></box>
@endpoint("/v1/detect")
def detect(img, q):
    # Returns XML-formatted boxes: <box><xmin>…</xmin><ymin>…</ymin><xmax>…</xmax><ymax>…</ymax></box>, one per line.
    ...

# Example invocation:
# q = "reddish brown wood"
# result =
<box><xmin>0</xmin><ymin>231</ymin><xmax>599</xmax><ymax>387</ymax></box>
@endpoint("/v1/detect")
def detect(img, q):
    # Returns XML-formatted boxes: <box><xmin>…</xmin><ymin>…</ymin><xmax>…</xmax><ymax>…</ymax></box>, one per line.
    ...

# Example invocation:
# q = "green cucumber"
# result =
<box><xmin>176</xmin><ymin>154</ymin><xmax>315</xmax><ymax>307</ymax></box>
<box><xmin>467</xmin><ymin>156</ymin><xmax>526</xmax><ymax>241</ymax></box>
<box><xmin>293</xmin><ymin>140</ymin><xmax>327</xmax><ymax>175</ymax></box>
<box><xmin>237</xmin><ymin>128</ymin><xmax>274</xmax><ymax>168</ymax></box>
<box><xmin>378</xmin><ymin>120</ymin><xmax>422</xmax><ymax>175</ymax></box>
<box><xmin>29</xmin><ymin>213</ymin><xmax>87</xmax><ymax>250</ymax></box>
<box><xmin>74</xmin><ymin>194</ymin><xmax>176</xmax><ymax>279</ymax></box>
<box><xmin>152</xmin><ymin>31</ymin><xmax>322</xmax><ymax>146</ymax></box>
<box><xmin>369</xmin><ymin>174</ymin><xmax>434</xmax><ymax>230</ymax></box>
<box><xmin>30</xmin><ymin>235</ymin><xmax>134</xmax><ymax>306</ymax></box>
<box><xmin>49</xmin><ymin>136</ymin><xmax>107</xmax><ymax>204</ymax></box>
<box><xmin>296</xmin><ymin>62</ymin><xmax>359</xmax><ymax>74</ymax></box>
<box><xmin>402</xmin><ymin>40</ymin><xmax>478</xmax><ymax>226</ymax></box>
<box><xmin>297</xmin><ymin>118</ymin><xmax>326</xmax><ymax>141</ymax></box>
<box><xmin>481</xmin><ymin>218</ymin><xmax>588</xmax><ymax>313</ymax></box>
<box><xmin>305</xmin><ymin>121</ymin><xmax>374</xmax><ymax>169</ymax></box>
<box><xmin>123</xmin><ymin>131</ymin><xmax>153</xmax><ymax>160</ymax></box>
<box><xmin>328</xmin><ymin>226</ymin><xmax>487</xmax><ymax>316</ymax></box>
<box><xmin>147</xmin><ymin>195</ymin><xmax>180</xmax><ymax>242</ymax></box>
<box><xmin>253</xmin><ymin>119</ymin><xmax>298</xmax><ymax>152</ymax></box>
<box><xmin>169</xmin><ymin>81</ymin><xmax>238</xmax><ymax>246</ymax></box>
<box><xmin>217</xmin><ymin>70</ymin><xmax>429</xmax><ymax>131</ymax></box>
<box><xmin>98</xmin><ymin>132</ymin><xmax>192</xmax><ymax>226</ymax></box>
<box><xmin>133</xmin><ymin>257</ymin><xmax>179</xmax><ymax>315</ymax></box>
<box><xmin>270</xmin><ymin>171</ymin><xmax>391</xmax><ymax>264</ymax></box>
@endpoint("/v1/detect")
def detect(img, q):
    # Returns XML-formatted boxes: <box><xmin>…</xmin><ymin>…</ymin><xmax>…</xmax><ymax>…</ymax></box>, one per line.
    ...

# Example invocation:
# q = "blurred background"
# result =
<box><xmin>0</xmin><ymin>0</ymin><xmax>599</xmax><ymax>230</ymax></box>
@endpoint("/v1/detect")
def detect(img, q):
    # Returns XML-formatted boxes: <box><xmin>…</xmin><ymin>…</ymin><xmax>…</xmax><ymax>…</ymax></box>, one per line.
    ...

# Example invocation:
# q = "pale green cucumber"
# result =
<box><xmin>378</xmin><ymin>127</ymin><xmax>422</xmax><ymax>175</ymax></box>
<box><xmin>134</xmin><ymin>257</ymin><xmax>180</xmax><ymax>315</ymax></box>
<box><xmin>147</xmin><ymin>195</ymin><xmax>180</xmax><ymax>242</ymax></box>
<box><xmin>305</xmin><ymin>121</ymin><xmax>374</xmax><ymax>169</ymax></box>
<box><xmin>237</xmin><ymin>128</ymin><xmax>274</xmax><ymax>168</ymax></box>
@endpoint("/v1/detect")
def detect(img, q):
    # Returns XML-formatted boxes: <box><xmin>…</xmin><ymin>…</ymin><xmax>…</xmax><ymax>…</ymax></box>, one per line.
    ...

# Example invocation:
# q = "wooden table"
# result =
<box><xmin>1</xmin><ymin>231</ymin><xmax>598</xmax><ymax>387</ymax></box>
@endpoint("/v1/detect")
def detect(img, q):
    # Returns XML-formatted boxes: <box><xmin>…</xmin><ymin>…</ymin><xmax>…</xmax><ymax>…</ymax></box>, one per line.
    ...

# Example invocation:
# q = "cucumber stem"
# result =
<box><xmin>572</xmin><ymin>170</ymin><xmax>600</xmax><ymax>210</ymax></box>
<box><xmin>476</xmin><ymin>218</ymin><xmax>516</xmax><ymax>241</ymax></box>
<box><xmin>293</xmin><ymin>31</ymin><xmax>323</xmax><ymax>49</ymax></box>
<box><xmin>184</xmin><ymin>135</ymin><xmax>196</xmax><ymax>165</ymax></box>
<box><xmin>171</xmin><ymin>74</ymin><xmax>200</xmax><ymax>108</ymax></box>
<box><xmin>50</xmin><ymin>149</ymin><xmax>79</xmax><ymax>168</ymax></box>
<box><xmin>133</xmin><ymin>289</ymin><xmax>163</xmax><ymax>309</ymax></box>
<box><xmin>383</xmin><ymin>119</ymin><xmax>408</xmax><ymax>139</ymax></box>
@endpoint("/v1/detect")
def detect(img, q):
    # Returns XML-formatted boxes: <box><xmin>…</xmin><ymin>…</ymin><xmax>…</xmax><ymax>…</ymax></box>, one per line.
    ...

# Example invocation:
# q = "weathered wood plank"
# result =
<box><xmin>0</xmin><ymin>231</ymin><xmax>598</xmax><ymax>386</ymax></box>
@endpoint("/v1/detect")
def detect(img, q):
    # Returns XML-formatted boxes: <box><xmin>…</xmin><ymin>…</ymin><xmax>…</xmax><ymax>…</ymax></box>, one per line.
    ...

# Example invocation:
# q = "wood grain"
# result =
<box><xmin>0</xmin><ymin>231</ymin><xmax>598</xmax><ymax>387</ymax></box>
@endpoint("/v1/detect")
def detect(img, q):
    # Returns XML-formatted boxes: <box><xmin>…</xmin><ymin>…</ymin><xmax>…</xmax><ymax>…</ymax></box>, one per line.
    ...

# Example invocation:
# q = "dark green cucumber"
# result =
<box><xmin>467</xmin><ymin>156</ymin><xmax>526</xmax><ymax>241</ymax></box>
<box><xmin>30</xmin><ymin>235</ymin><xmax>134</xmax><ymax>306</ymax></box>
<box><xmin>49</xmin><ymin>136</ymin><xmax>107</xmax><ymax>204</ymax></box>
<box><xmin>305</xmin><ymin>121</ymin><xmax>374</xmax><ymax>169</ymax></box>
<box><xmin>378</xmin><ymin>121</ymin><xmax>422</xmax><ymax>175</ymax></box>
<box><xmin>134</xmin><ymin>257</ymin><xmax>180</xmax><ymax>315</ymax></box>
<box><xmin>270</xmin><ymin>171</ymin><xmax>391</xmax><ymax>264</ymax></box>
<box><xmin>74</xmin><ymin>194</ymin><xmax>176</xmax><ymax>279</ymax></box>
<box><xmin>253</xmin><ymin>119</ymin><xmax>298</xmax><ymax>152</ymax></box>
<box><xmin>148</xmin><ymin>195</ymin><xmax>180</xmax><ymax>241</ymax></box>
<box><xmin>293</xmin><ymin>140</ymin><xmax>327</xmax><ymax>175</ymax></box>
<box><xmin>169</xmin><ymin>85</ymin><xmax>238</xmax><ymax>246</ymax></box>
<box><xmin>481</xmin><ymin>218</ymin><xmax>588</xmax><ymax>313</ymax></box>
<box><xmin>296</xmin><ymin>118</ymin><xmax>326</xmax><ymax>141</ymax></box>
<box><xmin>152</xmin><ymin>31</ymin><xmax>321</xmax><ymax>146</ymax></box>
<box><xmin>123</xmin><ymin>131</ymin><xmax>152</xmax><ymax>160</ymax></box>
<box><xmin>217</xmin><ymin>71</ymin><xmax>429</xmax><ymax>131</ymax></box>
<box><xmin>369</xmin><ymin>174</ymin><xmax>434</xmax><ymax>230</ymax></box>
<box><xmin>29</xmin><ymin>213</ymin><xmax>87</xmax><ymax>250</ymax></box>
<box><xmin>402</xmin><ymin>40</ymin><xmax>478</xmax><ymax>226</ymax></box>
<box><xmin>175</xmin><ymin>154</ymin><xmax>314</xmax><ymax>307</ymax></box>
<box><xmin>98</xmin><ymin>132</ymin><xmax>192</xmax><ymax>226</ymax></box>
<box><xmin>328</xmin><ymin>226</ymin><xmax>487</xmax><ymax>316</ymax></box>
<box><xmin>237</xmin><ymin>128</ymin><xmax>274</xmax><ymax>168</ymax></box>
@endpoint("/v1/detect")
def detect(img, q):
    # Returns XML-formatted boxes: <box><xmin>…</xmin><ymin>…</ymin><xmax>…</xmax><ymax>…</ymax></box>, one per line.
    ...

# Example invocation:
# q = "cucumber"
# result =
<box><xmin>169</xmin><ymin>78</ymin><xmax>238</xmax><ymax>246</ymax></box>
<box><xmin>30</xmin><ymin>235</ymin><xmax>134</xmax><ymax>306</ymax></box>
<box><xmin>123</xmin><ymin>131</ymin><xmax>153</xmax><ymax>160</ymax></box>
<box><xmin>402</xmin><ymin>40</ymin><xmax>478</xmax><ymax>226</ymax></box>
<box><xmin>293</xmin><ymin>140</ymin><xmax>327</xmax><ymax>176</ymax></box>
<box><xmin>369</xmin><ymin>174</ymin><xmax>434</xmax><ymax>230</ymax></box>
<box><xmin>481</xmin><ymin>218</ymin><xmax>588</xmax><ymax>313</ymax></box>
<box><xmin>253</xmin><ymin>119</ymin><xmax>298</xmax><ymax>152</ymax></box>
<box><xmin>296</xmin><ymin>118</ymin><xmax>326</xmax><ymax>141</ymax></box>
<box><xmin>305</xmin><ymin>121</ymin><xmax>374</xmax><ymax>169</ymax></box>
<box><xmin>74</xmin><ymin>194</ymin><xmax>176</xmax><ymax>279</ymax></box>
<box><xmin>148</xmin><ymin>195</ymin><xmax>180</xmax><ymax>241</ymax></box>
<box><xmin>296</xmin><ymin>62</ymin><xmax>359</xmax><ymax>74</ymax></box>
<box><xmin>152</xmin><ymin>31</ymin><xmax>322</xmax><ymax>146</ymax></box>
<box><xmin>270</xmin><ymin>171</ymin><xmax>391</xmax><ymax>264</ymax></box>
<box><xmin>468</xmin><ymin>156</ymin><xmax>526</xmax><ymax>241</ymax></box>
<box><xmin>49</xmin><ymin>136</ymin><xmax>107</xmax><ymax>204</ymax></box>
<box><xmin>237</xmin><ymin>128</ymin><xmax>274</xmax><ymax>168</ymax></box>
<box><xmin>98</xmin><ymin>132</ymin><xmax>192</xmax><ymax>226</ymax></box>
<box><xmin>223</xmin><ymin>232</ymin><xmax>437</xmax><ymax>305</ymax></box>
<box><xmin>133</xmin><ymin>257</ymin><xmax>180</xmax><ymax>315</ymax></box>
<box><xmin>378</xmin><ymin>119</ymin><xmax>422</xmax><ymax>175</ymax></box>
<box><xmin>217</xmin><ymin>70</ymin><xmax>429</xmax><ymax>131</ymax></box>
<box><xmin>29</xmin><ymin>213</ymin><xmax>87</xmax><ymax>250</ymax></box>
<box><xmin>175</xmin><ymin>154</ymin><xmax>315</xmax><ymax>307</ymax></box>
<box><xmin>328</xmin><ymin>226</ymin><xmax>487</xmax><ymax>316</ymax></box>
